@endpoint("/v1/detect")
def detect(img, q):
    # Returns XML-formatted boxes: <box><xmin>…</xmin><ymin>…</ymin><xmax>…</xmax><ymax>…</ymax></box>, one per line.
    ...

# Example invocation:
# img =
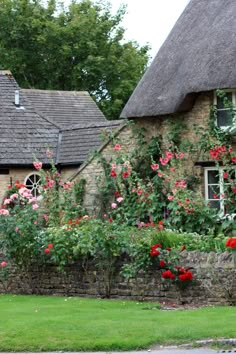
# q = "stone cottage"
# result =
<box><xmin>0</xmin><ymin>70</ymin><xmax>121</xmax><ymax>202</ymax></box>
<box><xmin>71</xmin><ymin>0</ymin><xmax>236</xmax><ymax>214</ymax></box>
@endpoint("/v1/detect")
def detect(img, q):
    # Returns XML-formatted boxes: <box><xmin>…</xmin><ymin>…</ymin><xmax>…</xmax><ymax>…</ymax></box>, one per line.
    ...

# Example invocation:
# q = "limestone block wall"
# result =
<box><xmin>71</xmin><ymin>124</ymin><xmax>137</xmax><ymax>214</ymax></box>
<box><xmin>0</xmin><ymin>251</ymin><xmax>235</xmax><ymax>305</ymax></box>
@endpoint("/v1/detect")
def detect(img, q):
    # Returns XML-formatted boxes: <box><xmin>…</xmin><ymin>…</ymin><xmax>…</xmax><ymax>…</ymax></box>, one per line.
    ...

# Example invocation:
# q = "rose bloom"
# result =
<box><xmin>46</xmin><ymin>149</ymin><xmax>53</xmax><ymax>158</ymax></box>
<box><xmin>159</xmin><ymin>260</ymin><xmax>166</xmax><ymax>267</ymax></box>
<box><xmin>167</xmin><ymin>195</ymin><xmax>174</xmax><ymax>201</ymax></box>
<box><xmin>0</xmin><ymin>209</ymin><xmax>9</xmax><ymax>216</ymax></box>
<box><xmin>15</xmin><ymin>227</ymin><xmax>19</xmax><ymax>232</ymax></box>
<box><xmin>117</xmin><ymin>197</ymin><xmax>124</xmax><ymax>203</ymax></box>
<box><xmin>32</xmin><ymin>204</ymin><xmax>39</xmax><ymax>210</ymax></box>
<box><xmin>111</xmin><ymin>164</ymin><xmax>117</xmax><ymax>169</ymax></box>
<box><xmin>137</xmin><ymin>189</ymin><xmax>142</xmax><ymax>196</ymax></box>
<box><xmin>3</xmin><ymin>198</ymin><xmax>11</xmax><ymax>205</ymax></box>
<box><xmin>111</xmin><ymin>202</ymin><xmax>117</xmax><ymax>209</ymax></box>
<box><xmin>0</xmin><ymin>261</ymin><xmax>7</xmax><ymax>267</ymax></box>
<box><xmin>33</xmin><ymin>161</ymin><xmax>43</xmax><ymax>170</ymax></box>
<box><xmin>151</xmin><ymin>164</ymin><xmax>159</xmax><ymax>171</ymax></box>
<box><xmin>122</xmin><ymin>171</ymin><xmax>129</xmax><ymax>178</ymax></box>
<box><xmin>160</xmin><ymin>157</ymin><xmax>169</xmax><ymax>165</ymax></box>
<box><xmin>10</xmin><ymin>193</ymin><xmax>18</xmax><ymax>200</ymax></box>
<box><xmin>44</xmin><ymin>248</ymin><xmax>50</xmax><ymax>254</ymax></box>
<box><xmin>48</xmin><ymin>243</ymin><xmax>53</xmax><ymax>249</ymax></box>
<box><xmin>226</xmin><ymin>237</ymin><xmax>236</xmax><ymax>249</ymax></box>
<box><xmin>48</xmin><ymin>179</ymin><xmax>55</xmax><ymax>188</ymax></box>
<box><xmin>223</xmin><ymin>172</ymin><xmax>229</xmax><ymax>179</ymax></box>
<box><xmin>114</xmin><ymin>144</ymin><xmax>121</xmax><ymax>151</ymax></box>
<box><xmin>110</xmin><ymin>170</ymin><xmax>117</xmax><ymax>178</ymax></box>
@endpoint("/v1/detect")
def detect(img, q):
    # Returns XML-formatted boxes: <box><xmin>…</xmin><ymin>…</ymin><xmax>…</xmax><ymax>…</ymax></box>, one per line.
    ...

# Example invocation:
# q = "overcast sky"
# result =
<box><xmin>110</xmin><ymin>0</ymin><xmax>190</xmax><ymax>58</ymax></box>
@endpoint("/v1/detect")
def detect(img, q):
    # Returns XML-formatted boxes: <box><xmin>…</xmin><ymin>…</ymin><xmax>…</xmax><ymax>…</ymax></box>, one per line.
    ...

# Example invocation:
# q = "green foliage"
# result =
<box><xmin>0</xmin><ymin>0</ymin><xmax>150</xmax><ymax>119</ymax></box>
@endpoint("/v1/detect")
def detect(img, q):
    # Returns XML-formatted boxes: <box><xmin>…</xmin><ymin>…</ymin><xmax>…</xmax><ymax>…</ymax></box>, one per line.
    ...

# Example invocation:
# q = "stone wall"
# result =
<box><xmin>71</xmin><ymin>123</ymin><xmax>137</xmax><ymax>214</ymax></box>
<box><xmin>1</xmin><ymin>251</ymin><xmax>235</xmax><ymax>305</ymax></box>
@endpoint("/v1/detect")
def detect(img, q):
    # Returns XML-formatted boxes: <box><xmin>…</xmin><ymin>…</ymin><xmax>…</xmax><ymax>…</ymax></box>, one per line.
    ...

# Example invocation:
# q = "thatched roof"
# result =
<box><xmin>121</xmin><ymin>0</ymin><xmax>236</xmax><ymax>118</ymax></box>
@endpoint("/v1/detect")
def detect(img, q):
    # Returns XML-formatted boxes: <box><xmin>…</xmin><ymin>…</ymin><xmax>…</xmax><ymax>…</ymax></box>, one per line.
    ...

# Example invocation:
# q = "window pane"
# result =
<box><xmin>208</xmin><ymin>170</ymin><xmax>219</xmax><ymax>184</ymax></box>
<box><xmin>208</xmin><ymin>185</ymin><xmax>220</xmax><ymax>199</ymax></box>
<box><xmin>217</xmin><ymin>93</ymin><xmax>232</xmax><ymax>109</ymax></box>
<box><xmin>208</xmin><ymin>200</ymin><xmax>221</xmax><ymax>209</ymax></box>
<box><xmin>217</xmin><ymin>109</ymin><xmax>233</xmax><ymax>127</ymax></box>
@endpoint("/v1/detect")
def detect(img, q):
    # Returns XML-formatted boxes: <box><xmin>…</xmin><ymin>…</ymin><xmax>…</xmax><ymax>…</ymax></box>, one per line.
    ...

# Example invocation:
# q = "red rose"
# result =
<box><xmin>110</xmin><ymin>170</ymin><xmax>117</xmax><ymax>178</ymax></box>
<box><xmin>226</xmin><ymin>237</ymin><xmax>236</xmax><ymax>248</ymax></box>
<box><xmin>122</xmin><ymin>171</ymin><xmax>129</xmax><ymax>178</ymax></box>
<box><xmin>166</xmin><ymin>247</ymin><xmax>171</xmax><ymax>252</ymax></box>
<box><xmin>159</xmin><ymin>260</ymin><xmax>166</xmax><ymax>267</ymax></box>
<box><xmin>48</xmin><ymin>243</ymin><xmax>53</xmax><ymax>249</ymax></box>
<box><xmin>150</xmin><ymin>249</ymin><xmax>160</xmax><ymax>257</ymax></box>
<box><xmin>44</xmin><ymin>248</ymin><xmax>50</xmax><ymax>254</ymax></box>
<box><xmin>162</xmin><ymin>270</ymin><xmax>175</xmax><ymax>280</ymax></box>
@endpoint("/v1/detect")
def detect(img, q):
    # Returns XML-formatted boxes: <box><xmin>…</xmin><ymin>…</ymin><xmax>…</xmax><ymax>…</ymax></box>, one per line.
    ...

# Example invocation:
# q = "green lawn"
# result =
<box><xmin>0</xmin><ymin>294</ymin><xmax>235</xmax><ymax>351</ymax></box>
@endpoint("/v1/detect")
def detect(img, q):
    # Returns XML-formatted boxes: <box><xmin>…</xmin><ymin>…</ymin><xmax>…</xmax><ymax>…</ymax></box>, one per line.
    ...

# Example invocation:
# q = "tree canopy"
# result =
<box><xmin>0</xmin><ymin>0</ymin><xmax>150</xmax><ymax>119</ymax></box>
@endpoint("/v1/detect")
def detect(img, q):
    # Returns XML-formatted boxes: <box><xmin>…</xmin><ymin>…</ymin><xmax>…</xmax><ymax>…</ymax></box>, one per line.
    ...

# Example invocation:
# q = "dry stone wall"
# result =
<box><xmin>0</xmin><ymin>251</ymin><xmax>235</xmax><ymax>305</ymax></box>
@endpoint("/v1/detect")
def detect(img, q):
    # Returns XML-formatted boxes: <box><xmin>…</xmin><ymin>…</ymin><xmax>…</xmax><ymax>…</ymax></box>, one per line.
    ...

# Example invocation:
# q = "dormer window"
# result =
<box><xmin>215</xmin><ymin>90</ymin><xmax>236</xmax><ymax>129</ymax></box>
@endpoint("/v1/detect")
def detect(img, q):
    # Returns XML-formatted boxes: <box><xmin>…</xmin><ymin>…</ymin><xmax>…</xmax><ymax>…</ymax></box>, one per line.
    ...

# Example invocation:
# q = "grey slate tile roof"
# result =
<box><xmin>0</xmin><ymin>71</ymin><xmax>59</xmax><ymax>165</ymax></box>
<box><xmin>0</xmin><ymin>71</ymin><xmax>122</xmax><ymax>166</ymax></box>
<box><xmin>22</xmin><ymin>89</ymin><xmax>107</xmax><ymax>129</ymax></box>
<box><xmin>59</xmin><ymin>121</ymin><xmax>122</xmax><ymax>164</ymax></box>
<box><xmin>121</xmin><ymin>0</ymin><xmax>236</xmax><ymax>118</ymax></box>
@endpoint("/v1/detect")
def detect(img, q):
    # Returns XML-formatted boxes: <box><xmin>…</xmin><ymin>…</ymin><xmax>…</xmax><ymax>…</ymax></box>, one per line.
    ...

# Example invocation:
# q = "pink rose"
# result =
<box><xmin>0</xmin><ymin>209</ymin><xmax>9</xmax><ymax>216</ymax></box>
<box><xmin>114</xmin><ymin>144</ymin><xmax>121</xmax><ymax>151</ymax></box>
<box><xmin>151</xmin><ymin>164</ymin><xmax>159</xmax><ymax>171</ymax></box>
<box><xmin>33</xmin><ymin>161</ymin><xmax>42</xmax><ymax>170</ymax></box>
<box><xmin>46</xmin><ymin>149</ymin><xmax>53</xmax><ymax>158</ymax></box>
<box><xmin>0</xmin><ymin>261</ymin><xmax>7</xmax><ymax>267</ymax></box>
<box><xmin>111</xmin><ymin>203</ymin><xmax>117</xmax><ymax>209</ymax></box>
<box><xmin>117</xmin><ymin>197</ymin><xmax>124</xmax><ymax>203</ymax></box>
<box><xmin>32</xmin><ymin>204</ymin><xmax>39</xmax><ymax>210</ymax></box>
<box><xmin>48</xmin><ymin>180</ymin><xmax>55</xmax><ymax>188</ymax></box>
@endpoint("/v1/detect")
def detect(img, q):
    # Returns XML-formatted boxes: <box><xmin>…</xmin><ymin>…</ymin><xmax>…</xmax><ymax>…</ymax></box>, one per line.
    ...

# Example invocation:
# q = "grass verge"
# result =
<box><xmin>0</xmin><ymin>294</ymin><xmax>235</xmax><ymax>351</ymax></box>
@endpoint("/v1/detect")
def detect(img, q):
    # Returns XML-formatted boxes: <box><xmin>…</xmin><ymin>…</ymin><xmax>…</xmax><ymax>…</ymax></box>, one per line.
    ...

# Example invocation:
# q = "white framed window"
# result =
<box><xmin>24</xmin><ymin>173</ymin><xmax>41</xmax><ymax>197</ymax></box>
<box><xmin>204</xmin><ymin>167</ymin><xmax>236</xmax><ymax>214</ymax></box>
<box><xmin>214</xmin><ymin>90</ymin><xmax>236</xmax><ymax>129</ymax></box>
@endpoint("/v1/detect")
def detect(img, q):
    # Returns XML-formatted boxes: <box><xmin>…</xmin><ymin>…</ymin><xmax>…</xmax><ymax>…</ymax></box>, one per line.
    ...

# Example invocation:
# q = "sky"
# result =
<box><xmin>110</xmin><ymin>0</ymin><xmax>190</xmax><ymax>59</ymax></box>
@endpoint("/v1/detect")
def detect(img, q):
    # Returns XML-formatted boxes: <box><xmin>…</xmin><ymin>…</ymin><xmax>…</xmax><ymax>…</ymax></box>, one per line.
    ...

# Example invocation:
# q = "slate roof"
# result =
<box><xmin>0</xmin><ymin>71</ymin><xmax>122</xmax><ymax>166</ymax></box>
<box><xmin>22</xmin><ymin>89</ymin><xmax>106</xmax><ymax>129</ymax></box>
<box><xmin>121</xmin><ymin>0</ymin><xmax>236</xmax><ymax>118</ymax></box>
<box><xmin>0</xmin><ymin>71</ymin><xmax>59</xmax><ymax>165</ymax></box>
<box><xmin>59</xmin><ymin>121</ymin><xmax>122</xmax><ymax>164</ymax></box>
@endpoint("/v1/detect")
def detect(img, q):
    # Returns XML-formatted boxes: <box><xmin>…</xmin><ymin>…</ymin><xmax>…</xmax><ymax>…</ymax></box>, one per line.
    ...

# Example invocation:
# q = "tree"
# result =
<box><xmin>0</xmin><ymin>0</ymin><xmax>150</xmax><ymax>119</ymax></box>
